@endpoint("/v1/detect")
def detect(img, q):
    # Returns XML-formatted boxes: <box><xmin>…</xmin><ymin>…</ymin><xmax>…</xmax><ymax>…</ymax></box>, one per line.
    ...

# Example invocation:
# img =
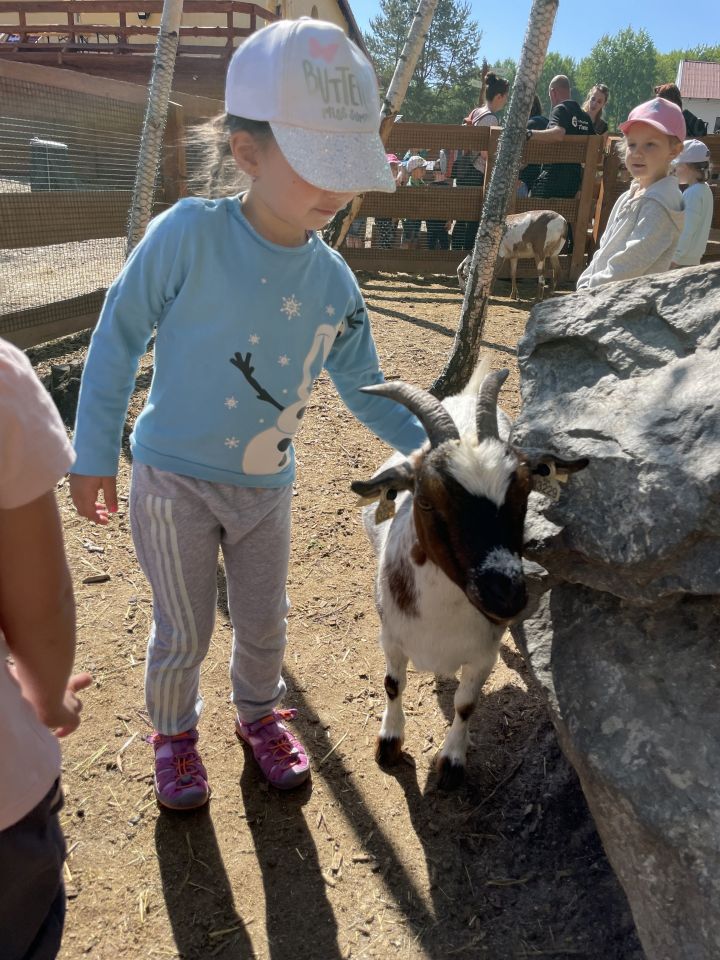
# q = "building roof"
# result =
<box><xmin>335</xmin><ymin>0</ymin><xmax>370</xmax><ymax>59</ymax></box>
<box><xmin>676</xmin><ymin>59</ymin><xmax>720</xmax><ymax>100</ymax></box>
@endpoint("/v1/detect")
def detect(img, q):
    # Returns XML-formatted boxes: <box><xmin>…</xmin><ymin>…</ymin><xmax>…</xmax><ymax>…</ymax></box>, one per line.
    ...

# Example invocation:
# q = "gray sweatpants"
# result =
<box><xmin>130</xmin><ymin>462</ymin><xmax>292</xmax><ymax>734</ymax></box>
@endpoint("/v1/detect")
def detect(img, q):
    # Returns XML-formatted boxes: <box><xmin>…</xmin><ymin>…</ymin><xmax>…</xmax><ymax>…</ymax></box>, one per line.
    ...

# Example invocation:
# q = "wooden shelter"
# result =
<box><xmin>0</xmin><ymin>0</ymin><xmax>368</xmax><ymax>99</ymax></box>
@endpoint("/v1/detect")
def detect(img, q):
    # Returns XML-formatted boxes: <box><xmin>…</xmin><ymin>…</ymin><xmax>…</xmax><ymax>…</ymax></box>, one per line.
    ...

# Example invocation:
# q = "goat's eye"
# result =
<box><xmin>415</xmin><ymin>497</ymin><xmax>434</xmax><ymax>512</ymax></box>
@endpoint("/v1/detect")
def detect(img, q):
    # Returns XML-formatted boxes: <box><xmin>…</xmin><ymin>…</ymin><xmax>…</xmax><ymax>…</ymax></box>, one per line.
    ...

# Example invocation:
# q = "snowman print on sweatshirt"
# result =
<box><xmin>229</xmin><ymin>298</ymin><xmax>364</xmax><ymax>475</ymax></box>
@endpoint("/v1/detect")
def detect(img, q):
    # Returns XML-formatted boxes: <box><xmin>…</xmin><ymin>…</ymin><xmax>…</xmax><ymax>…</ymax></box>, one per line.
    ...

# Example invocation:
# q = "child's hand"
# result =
<box><xmin>46</xmin><ymin>672</ymin><xmax>93</xmax><ymax>737</ymax></box>
<box><xmin>69</xmin><ymin>474</ymin><xmax>118</xmax><ymax>524</ymax></box>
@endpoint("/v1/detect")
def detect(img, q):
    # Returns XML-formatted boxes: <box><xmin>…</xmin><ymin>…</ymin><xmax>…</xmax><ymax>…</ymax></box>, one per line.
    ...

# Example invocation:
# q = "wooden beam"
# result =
<box><xmin>0</xmin><ymin>296</ymin><xmax>104</xmax><ymax>348</ymax></box>
<box><xmin>0</xmin><ymin>191</ymin><xmax>133</xmax><ymax>246</ymax></box>
<box><xmin>0</xmin><ymin>57</ymin><xmax>222</xmax><ymax>115</ymax></box>
<box><xmin>569</xmin><ymin>135</ymin><xmax>603</xmax><ymax>281</ymax></box>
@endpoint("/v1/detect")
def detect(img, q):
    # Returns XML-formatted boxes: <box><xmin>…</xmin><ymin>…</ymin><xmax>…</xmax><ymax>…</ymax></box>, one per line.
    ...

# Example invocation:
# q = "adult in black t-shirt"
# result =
<box><xmin>529</xmin><ymin>75</ymin><xmax>593</xmax><ymax>198</ymax></box>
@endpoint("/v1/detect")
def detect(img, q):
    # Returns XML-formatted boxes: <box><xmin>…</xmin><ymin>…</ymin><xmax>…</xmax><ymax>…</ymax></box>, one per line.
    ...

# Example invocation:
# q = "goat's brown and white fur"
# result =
<box><xmin>458</xmin><ymin>210</ymin><xmax>568</xmax><ymax>301</ymax></box>
<box><xmin>352</xmin><ymin>364</ymin><xmax>587</xmax><ymax>790</ymax></box>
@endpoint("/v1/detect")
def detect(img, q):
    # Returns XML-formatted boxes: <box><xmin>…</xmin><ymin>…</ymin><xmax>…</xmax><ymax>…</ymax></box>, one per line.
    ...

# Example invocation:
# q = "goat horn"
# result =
<box><xmin>476</xmin><ymin>368</ymin><xmax>509</xmax><ymax>441</ymax></box>
<box><xmin>360</xmin><ymin>382</ymin><xmax>460</xmax><ymax>447</ymax></box>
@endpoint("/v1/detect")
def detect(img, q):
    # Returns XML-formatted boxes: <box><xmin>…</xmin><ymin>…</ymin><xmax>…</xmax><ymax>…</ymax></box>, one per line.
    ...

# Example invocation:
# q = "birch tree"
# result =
<box><xmin>431</xmin><ymin>0</ymin><xmax>559</xmax><ymax>398</ymax></box>
<box><xmin>126</xmin><ymin>0</ymin><xmax>184</xmax><ymax>256</ymax></box>
<box><xmin>323</xmin><ymin>0</ymin><xmax>440</xmax><ymax>250</ymax></box>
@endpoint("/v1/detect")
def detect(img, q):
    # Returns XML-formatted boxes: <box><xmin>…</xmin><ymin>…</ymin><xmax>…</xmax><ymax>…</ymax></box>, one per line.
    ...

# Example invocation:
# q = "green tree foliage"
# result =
<box><xmin>575</xmin><ymin>27</ymin><xmax>657</xmax><ymax>132</ymax></box>
<box><xmin>364</xmin><ymin>0</ymin><xmax>483</xmax><ymax>123</ymax></box>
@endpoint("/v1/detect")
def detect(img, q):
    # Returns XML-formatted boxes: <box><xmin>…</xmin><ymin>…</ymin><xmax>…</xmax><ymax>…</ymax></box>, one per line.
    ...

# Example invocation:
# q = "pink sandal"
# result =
<box><xmin>236</xmin><ymin>708</ymin><xmax>310</xmax><ymax>790</ymax></box>
<box><xmin>151</xmin><ymin>728</ymin><xmax>210</xmax><ymax>810</ymax></box>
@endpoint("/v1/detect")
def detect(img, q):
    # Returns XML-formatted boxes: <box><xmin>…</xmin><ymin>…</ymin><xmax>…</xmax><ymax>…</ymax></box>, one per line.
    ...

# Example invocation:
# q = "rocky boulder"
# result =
<box><xmin>510</xmin><ymin>264</ymin><xmax>720</xmax><ymax>960</ymax></box>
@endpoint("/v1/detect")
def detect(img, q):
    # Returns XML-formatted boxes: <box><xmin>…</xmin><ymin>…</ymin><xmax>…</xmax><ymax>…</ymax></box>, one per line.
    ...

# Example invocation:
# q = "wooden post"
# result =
<box><xmin>593</xmin><ymin>138</ymin><xmax>623</xmax><ymax>248</ymax></box>
<box><xmin>569</xmin><ymin>134</ymin><xmax>603</xmax><ymax>282</ymax></box>
<box><xmin>162</xmin><ymin>101</ymin><xmax>188</xmax><ymax>206</ymax></box>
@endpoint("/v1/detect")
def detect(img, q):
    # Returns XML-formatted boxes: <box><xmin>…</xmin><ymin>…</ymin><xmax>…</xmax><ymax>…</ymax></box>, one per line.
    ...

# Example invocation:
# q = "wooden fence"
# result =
<box><xmin>0</xmin><ymin>0</ymin><xmax>276</xmax><ymax>55</ymax></box>
<box><xmin>343</xmin><ymin>123</ymin><xmax>605</xmax><ymax>282</ymax></box>
<box><xmin>0</xmin><ymin>58</ymin><xmax>220</xmax><ymax>347</ymax></box>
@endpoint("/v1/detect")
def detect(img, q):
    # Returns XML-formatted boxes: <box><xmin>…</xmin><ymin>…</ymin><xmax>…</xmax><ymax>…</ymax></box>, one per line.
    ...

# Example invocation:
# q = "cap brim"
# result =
<box><xmin>270</xmin><ymin>122</ymin><xmax>397</xmax><ymax>194</ymax></box>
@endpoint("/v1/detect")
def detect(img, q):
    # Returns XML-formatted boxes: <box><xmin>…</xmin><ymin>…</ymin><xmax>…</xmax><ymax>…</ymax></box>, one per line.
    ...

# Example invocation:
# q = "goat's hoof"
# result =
<box><xmin>375</xmin><ymin>736</ymin><xmax>404</xmax><ymax>767</ymax></box>
<box><xmin>435</xmin><ymin>754</ymin><xmax>466</xmax><ymax>791</ymax></box>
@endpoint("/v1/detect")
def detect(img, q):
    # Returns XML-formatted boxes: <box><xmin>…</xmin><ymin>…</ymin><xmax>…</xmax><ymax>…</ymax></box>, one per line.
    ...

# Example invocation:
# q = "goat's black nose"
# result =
<box><xmin>468</xmin><ymin>574</ymin><xmax>528</xmax><ymax>622</ymax></box>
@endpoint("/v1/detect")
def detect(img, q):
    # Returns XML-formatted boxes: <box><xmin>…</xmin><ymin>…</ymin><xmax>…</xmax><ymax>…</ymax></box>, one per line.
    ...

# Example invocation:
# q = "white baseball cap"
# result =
<box><xmin>225</xmin><ymin>18</ymin><xmax>396</xmax><ymax>194</ymax></box>
<box><xmin>406</xmin><ymin>155</ymin><xmax>426</xmax><ymax>172</ymax></box>
<box><xmin>673</xmin><ymin>139</ymin><xmax>711</xmax><ymax>164</ymax></box>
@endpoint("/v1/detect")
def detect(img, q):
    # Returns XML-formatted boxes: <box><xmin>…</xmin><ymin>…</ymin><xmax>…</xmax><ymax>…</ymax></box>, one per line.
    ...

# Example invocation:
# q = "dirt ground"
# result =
<box><xmin>27</xmin><ymin>274</ymin><xmax>644</xmax><ymax>960</ymax></box>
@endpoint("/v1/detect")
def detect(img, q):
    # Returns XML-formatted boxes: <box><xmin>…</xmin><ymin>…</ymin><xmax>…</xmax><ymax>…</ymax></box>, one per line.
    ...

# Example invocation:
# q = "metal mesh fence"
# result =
<box><xmin>0</xmin><ymin>72</ymin><xmax>145</xmax><ymax>345</ymax></box>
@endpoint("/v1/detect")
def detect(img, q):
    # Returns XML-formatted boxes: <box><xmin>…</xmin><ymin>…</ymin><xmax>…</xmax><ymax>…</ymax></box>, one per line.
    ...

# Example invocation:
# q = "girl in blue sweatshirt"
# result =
<box><xmin>70</xmin><ymin>18</ymin><xmax>426</xmax><ymax>809</ymax></box>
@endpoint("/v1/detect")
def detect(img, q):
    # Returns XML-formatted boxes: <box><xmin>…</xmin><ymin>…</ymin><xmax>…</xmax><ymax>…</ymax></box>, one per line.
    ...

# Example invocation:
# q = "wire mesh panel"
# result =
<box><xmin>0</xmin><ymin>69</ymin><xmax>145</xmax><ymax>346</ymax></box>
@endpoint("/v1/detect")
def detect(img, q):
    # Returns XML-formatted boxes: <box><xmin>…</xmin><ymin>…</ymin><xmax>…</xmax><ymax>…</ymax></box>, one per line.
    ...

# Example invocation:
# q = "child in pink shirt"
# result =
<box><xmin>0</xmin><ymin>337</ymin><xmax>92</xmax><ymax>960</ymax></box>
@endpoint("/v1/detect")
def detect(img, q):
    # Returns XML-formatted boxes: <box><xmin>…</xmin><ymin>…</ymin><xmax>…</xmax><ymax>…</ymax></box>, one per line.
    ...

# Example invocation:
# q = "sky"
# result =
<box><xmin>354</xmin><ymin>0</ymin><xmax>719</xmax><ymax>64</ymax></box>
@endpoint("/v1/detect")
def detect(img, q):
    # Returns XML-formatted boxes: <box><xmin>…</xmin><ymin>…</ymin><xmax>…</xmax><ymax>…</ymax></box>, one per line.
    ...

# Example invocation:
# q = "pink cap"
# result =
<box><xmin>386</xmin><ymin>153</ymin><xmax>400</xmax><ymax>164</ymax></box>
<box><xmin>619</xmin><ymin>98</ymin><xmax>686</xmax><ymax>141</ymax></box>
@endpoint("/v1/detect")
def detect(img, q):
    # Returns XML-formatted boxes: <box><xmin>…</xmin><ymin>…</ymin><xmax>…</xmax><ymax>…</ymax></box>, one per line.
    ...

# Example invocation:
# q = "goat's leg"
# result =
<box><xmin>536</xmin><ymin>258</ymin><xmax>546</xmax><ymax>301</ymax></box>
<box><xmin>549</xmin><ymin>254</ymin><xmax>561</xmax><ymax>293</ymax></box>
<box><xmin>376</xmin><ymin>643</ymin><xmax>408</xmax><ymax>767</ymax></box>
<box><xmin>436</xmin><ymin>648</ymin><xmax>498</xmax><ymax>790</ymax></box>
<box><xmin>510</xmin><ymin>258</ymin><xmax>519</xmax><ymax>300</ymax></box>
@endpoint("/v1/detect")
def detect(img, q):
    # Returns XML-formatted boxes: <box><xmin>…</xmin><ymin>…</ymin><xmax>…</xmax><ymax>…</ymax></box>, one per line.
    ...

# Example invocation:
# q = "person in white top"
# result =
<box><xmin>0</xmin><ymin>337</ymin><xmax>92</xmax><ymax>960</ymax></box>
<box><xmin>577</xmin><ymin>98</ymin><xmax>685</xmax><ymax>291</ymax></box>
<box><xmin>671</xmin><ymin>139</ymin><xmax>714</xmax><ymax>268</ymax></box>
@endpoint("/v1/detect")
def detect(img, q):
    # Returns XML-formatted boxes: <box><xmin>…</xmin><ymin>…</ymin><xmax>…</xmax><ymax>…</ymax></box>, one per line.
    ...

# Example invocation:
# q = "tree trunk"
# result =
<box><xmin>323</xmin><ymin>0</ymin><xmax>439</xmax><ymax>250</ymax></box>
<box><xmin>126</xmin><ymin>0</ymin><xmax>184</xmax><ymax>256</ymax></box>
<box><xmin>431</xmin><ymin>0</ymin><xmax>559</xmax><ymax>398</ymax></box>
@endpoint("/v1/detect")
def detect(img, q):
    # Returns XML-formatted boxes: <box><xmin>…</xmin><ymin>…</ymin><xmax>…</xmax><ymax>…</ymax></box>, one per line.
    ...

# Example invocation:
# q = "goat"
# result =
<box><xmin>351</xmin><ymin>365</ymin><xmax>587</xmax><ymax>790</ymax></box>
<box><xmin>457</xmin><ymin>210</ymin><xmax>568</xmax><ymax>301</ymax></box>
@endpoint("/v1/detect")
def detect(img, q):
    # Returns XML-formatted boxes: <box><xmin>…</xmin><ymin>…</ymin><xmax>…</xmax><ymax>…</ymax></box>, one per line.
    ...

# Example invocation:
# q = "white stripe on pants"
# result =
<box><xmin>130</xmin><ymin>462</ymin><xmax>292</xmax><ymax>734</ymax></box>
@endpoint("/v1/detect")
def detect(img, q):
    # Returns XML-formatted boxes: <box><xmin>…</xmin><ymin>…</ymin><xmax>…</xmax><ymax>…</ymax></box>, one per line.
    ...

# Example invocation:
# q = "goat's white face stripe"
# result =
<box><xmin>446</xmin><ymin>438</ymin><xmax>516</xmax><ymax>508</ymax></box>
<box><xmin>478</xmin><ymin>546</ymin><xmax>523</xmax><ymax>581</ymax></box>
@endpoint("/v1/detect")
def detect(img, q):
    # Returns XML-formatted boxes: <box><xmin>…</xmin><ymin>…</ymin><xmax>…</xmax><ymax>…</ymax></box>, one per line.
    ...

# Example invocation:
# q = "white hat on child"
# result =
<box><xmin>673</xmin><ymin>139</ymin><xmax>711</xmax><ymax>165</ymax></box>
<box><xmin>225</xmin><ymin>18</ymin><xmax>396</xmax><ymax>194</ymax></box>
<box><xmin>406</xmin><ymin>155</ymin><xmax>426</xmax><ymax>173</ymax></box>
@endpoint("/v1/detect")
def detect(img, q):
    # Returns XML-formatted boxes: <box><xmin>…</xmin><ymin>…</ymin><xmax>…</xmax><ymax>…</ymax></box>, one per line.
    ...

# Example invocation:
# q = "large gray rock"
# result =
<box><xmin>513</xmin><ymin>264</ymin><xmax>720</xmax><ymax>604</ymax></box>
<box><xmin>510</xmin><ymin>264</ymin><xmax>720</xmax><ymax>960</ymax></box>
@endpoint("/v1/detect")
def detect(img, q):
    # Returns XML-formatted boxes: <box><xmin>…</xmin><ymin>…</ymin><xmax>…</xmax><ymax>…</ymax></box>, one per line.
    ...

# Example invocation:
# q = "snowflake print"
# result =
<box><xmin>249</xmin><ymin>333</ymin><xmax>260</xmax><ymax>345</ymax></box>
<box><xmin>281</xmin><ymin>295</ymin><xmax>301</xmax><ymax>319</ymax></box>
<box><xmin>278</xmin><ymin>355</ymin><xmax>290</xmax><ymax>367</ymax></box>
<box><xmin>325</xmin><ymin>304</ymin><xmax>336</xmax><ymax>317</ymax></box>
<box><xmin>225</xmin><ymin>437</ymin><xmax>240</xmax><ymax>449</ymax></box>
<box><xmin>224</xmin><ymin>396</ymin><xmax>238</xmax><ymax>409</ymax></box>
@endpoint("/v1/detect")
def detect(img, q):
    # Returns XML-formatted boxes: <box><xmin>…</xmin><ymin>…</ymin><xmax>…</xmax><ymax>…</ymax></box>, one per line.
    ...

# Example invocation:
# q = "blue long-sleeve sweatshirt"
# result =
<box><xmin>73</xmin><ymin>196</ymin><xmax>427</xmax><ymax>486</ymax></box>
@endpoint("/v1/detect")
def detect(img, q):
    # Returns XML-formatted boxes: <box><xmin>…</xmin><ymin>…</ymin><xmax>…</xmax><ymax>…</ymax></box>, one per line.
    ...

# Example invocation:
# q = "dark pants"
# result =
<box><xmin>0</xmin><ymin>780</ymin><xmax>66</xmax><ymax>960</ymax></box>
<box><xmin>453</xmin><ymin>166</ymin><xmax>484</xmax><ymax>251</ymax></box>
<box><xmin>426</xmin><ymin>221</ymin><xmax>450</xmax><ymax>249</ymax></box>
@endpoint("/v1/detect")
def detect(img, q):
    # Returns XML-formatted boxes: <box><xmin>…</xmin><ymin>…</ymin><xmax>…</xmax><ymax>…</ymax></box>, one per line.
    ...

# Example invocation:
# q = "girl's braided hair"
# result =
<box><xmin>187</xmin><ymin>113</ymin><xmax>273</xmax><ymax>197</ymax></box>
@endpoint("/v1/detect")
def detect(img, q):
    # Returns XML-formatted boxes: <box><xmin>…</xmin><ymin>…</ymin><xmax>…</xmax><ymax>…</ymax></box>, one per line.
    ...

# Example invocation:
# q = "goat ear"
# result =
<box><xmin>528</xmin><ymin>456</ymin><xmax>588</xmax><ymax>499</ymax></box>
<box><xmin>351</xmin><ymin>460</ymin><xmax>416</xmax><ymax>503</ymax></box>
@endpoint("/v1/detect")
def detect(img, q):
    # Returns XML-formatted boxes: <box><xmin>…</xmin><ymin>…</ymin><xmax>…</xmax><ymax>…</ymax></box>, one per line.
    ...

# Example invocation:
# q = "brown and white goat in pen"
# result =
<box><xmin>457</xmin><ymin>210</ymin><xmax>568</xmax><ymax>301</ymax></box>
<box><xmin>352</xmin><ymin>366</ymin><xmax>587</xmax><ymax>790</ymax></box>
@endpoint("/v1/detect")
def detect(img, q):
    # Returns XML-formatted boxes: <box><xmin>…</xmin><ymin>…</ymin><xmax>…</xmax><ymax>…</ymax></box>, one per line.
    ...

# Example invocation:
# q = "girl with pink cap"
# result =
<box><xmin>577</xmin><ymin>98</ymin><xmax>685</xmax><ymax>290</ymax></box>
